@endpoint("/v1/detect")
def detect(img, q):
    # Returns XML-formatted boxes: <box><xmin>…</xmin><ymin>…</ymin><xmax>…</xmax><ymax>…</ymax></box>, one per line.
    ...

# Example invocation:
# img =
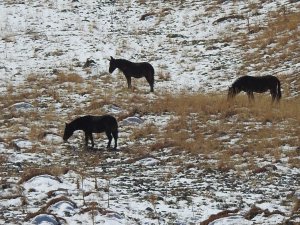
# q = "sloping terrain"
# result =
<box><xmin>0</xmin><ymin>0</ymin><xmax>299</xmax><ymax>225</ymax></box>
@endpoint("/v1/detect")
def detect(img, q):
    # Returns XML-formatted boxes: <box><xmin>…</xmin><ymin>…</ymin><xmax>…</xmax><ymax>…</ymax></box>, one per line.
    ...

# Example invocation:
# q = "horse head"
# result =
<box><xmin>108</xmin><ymin>56</ymin><xmax>117</xmax><ymax>73</ymax></box>
<box><xmin>63</xmin><ymin>123</ymin><xmax>74</xmax><ymax>142</ymax></box>
<box><xmin>227</xmin><ymin>86</ymin><xmax>237</xmax><ymax>100</ymax></box>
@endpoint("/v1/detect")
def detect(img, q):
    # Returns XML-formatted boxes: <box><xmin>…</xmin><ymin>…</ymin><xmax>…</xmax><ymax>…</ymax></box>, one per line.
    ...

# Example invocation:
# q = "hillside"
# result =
<box><xmin>0</xmin><ymin>0</ymin><xmax>299</xmax><ymax>225</ymax></box>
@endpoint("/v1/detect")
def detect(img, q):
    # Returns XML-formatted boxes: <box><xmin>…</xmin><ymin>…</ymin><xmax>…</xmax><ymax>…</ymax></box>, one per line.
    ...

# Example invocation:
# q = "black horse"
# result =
<box><xmin>109</xmin><ymin>56</ymin><xmax>155</xmax><ymax>92</ymax></box>
<box><xmin>227</xmin><ymin>75</ymin><xmax>281</xmax><ymax>103</ymax></box>
<box><xmin>63</xmin><ymin>115</ymin><xmax>118</xmax><ymax>150</ymax></box>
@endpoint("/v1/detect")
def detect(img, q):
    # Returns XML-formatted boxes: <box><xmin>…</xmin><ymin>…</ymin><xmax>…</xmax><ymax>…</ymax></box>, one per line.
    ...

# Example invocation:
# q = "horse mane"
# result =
<box><xmin>68</xmin><ymin>116</ymin><xmax>90</xmax><ymax>130</ymax></box>
<box><xmin>113</xmin><ymin>58</ymin><xmax>135</xmax><ymax>72</ymax></box>
<box><xmin>234</xmin><ymin>76</ymin><xmax>249</xmax><ymax>84</ymax></box>
<box><xmin>115</xmin><ymin>58</ymin><xmax>133</xmax><ymax>65</ymax></box>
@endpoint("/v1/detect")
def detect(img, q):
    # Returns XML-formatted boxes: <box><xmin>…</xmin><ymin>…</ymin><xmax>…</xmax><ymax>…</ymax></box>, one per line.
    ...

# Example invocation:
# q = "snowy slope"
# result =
<box><xmin>0</xmin><ymin>0</ymin><xmax>299</xmax><ymax>225</ymax></box>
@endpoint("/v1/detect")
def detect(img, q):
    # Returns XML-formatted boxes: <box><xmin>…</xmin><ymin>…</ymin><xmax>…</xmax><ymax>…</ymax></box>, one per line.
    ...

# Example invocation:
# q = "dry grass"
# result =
<box><xmin>237</xmin><ymin>10</ymin><xmax>300</xmax><ymax>83</ymax></box>
<box><xmin>0</xmin><ymin>154</ymin><xmax>8</xmax><ymax>167</ymax></box>
<box><xmin>157</xmin><ymin>70</ymin><xmax>171</xmax><ymax>81</ymax></box>
<box><xmin>28</xmin><ymin>124</ymin><xmax>44</xmax><ymax>141</ymax></box>
<box><xmin>25</xmin><ymin>195</ymin><xmax>76</xmax><ymax>220</ymax></box>
<box><xmin>145</xmin><ymin>92</ymin><xmax>300</xmax><ymax>122</ymax></box>
<box><xmin>139</xmin><ymin>92</ymin><xmax>300</xmax><ymax>169</ymax></box>
<box><xmin>55</xmin><ymin>72</ymin><xmax>84</xmax><ymax>83</ymax></box>
<box><xmin>130</xmin><ymin>123</ymin><xmax>158</xmax><ymax>140</ymax></box>
<box><xmin>18</xmin><ymin>167</ymin><xmax>70</xmax><ymax>184</ymax></box>
<box><xmin>143</xmin><ymin>92</ymin><xmax>229</xmax><ymax>117</ymax></box>
<box><xmin>200</xmin><ymin>209</ymin><xmax>239</xmax><ymax>225</ymax></box>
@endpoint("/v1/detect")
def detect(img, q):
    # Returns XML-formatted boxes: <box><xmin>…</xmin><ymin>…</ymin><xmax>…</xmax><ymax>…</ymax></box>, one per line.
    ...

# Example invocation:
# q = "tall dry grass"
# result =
<box><xmin>55</xmin><ymin>72</ymin><xmax>84</xmax><ymax>83</ymax></box>
<box><xmin>237</xmin><ymin>9</ymin><xmax>300</xmax><ymax>91</ymax></box>
<box><xmin>145</xmin><ymin>92</ymin><xmax>300</xmax><ymax>122</ymax></box>
<box><xmin>141</xmin><ymin>92</ymin><xmax>299</xmax><ymax>168</ymax></box>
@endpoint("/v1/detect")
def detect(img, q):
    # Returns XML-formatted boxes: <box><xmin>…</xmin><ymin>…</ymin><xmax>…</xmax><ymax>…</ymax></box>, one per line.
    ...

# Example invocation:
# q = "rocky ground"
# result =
<box><xmin>0</xmin><ymin>0</ymin><xmax>299</xmax><ymax>224</ymax></box>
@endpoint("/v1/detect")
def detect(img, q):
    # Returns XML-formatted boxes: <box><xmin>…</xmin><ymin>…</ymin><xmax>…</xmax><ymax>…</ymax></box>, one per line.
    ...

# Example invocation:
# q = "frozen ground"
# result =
<box><xmin>0</xmin><ymin>0</ymin><xmax>262</xmax><ymax>91</ymax></box>
<box><xmin>0</xmin><ymin>0</ymin><xmax>299</xmax><ymax>224</ymax></box>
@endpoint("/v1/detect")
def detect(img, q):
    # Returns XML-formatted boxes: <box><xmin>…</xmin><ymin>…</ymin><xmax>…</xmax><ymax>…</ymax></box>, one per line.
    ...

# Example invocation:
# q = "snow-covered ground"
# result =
<box><xmin>0</xmin><ymin>0</ymin><xmax>299</xmax><ymax>224</ymax></box>
<box><xmin>0</xmin><ymin>0</ymin><xmax>249</xmax><ymax>92</ymax></box>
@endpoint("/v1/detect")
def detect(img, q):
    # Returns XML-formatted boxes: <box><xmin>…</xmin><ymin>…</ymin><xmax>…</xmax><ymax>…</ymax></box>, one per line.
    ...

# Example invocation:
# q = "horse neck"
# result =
<box><xmin>232</xmin><ymin>83</ymin><xmax>241</xmax><ymax>93</ymax></box>
<box><xmin>69</xmin><ymin>118</ymin><xmax>84</xmax><ymax>132</ymax></box>
<box><xmin>116</xmin><ymin>59</ymin><xmax>131</xmax><ymax>71</ymax></box>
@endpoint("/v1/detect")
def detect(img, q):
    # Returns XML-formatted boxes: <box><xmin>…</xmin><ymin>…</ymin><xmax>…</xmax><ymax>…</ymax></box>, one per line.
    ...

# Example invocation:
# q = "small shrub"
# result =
<box><xmin>56</xmin><ymin>72</ymin><xmax>84</xmax><ymax>83</ymax></box>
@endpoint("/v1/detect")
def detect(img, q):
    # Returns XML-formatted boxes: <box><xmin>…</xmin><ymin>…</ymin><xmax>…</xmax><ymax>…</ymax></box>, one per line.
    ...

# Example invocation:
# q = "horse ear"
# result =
<box><xmin>110</xmin><ymin>56</ymin><xmax>114</xmax><ymax>61</ymax></box>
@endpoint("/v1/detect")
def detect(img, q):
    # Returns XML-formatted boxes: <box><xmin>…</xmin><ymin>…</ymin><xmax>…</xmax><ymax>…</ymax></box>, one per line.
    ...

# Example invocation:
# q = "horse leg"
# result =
<box><xmin>90</xmin><ymin>134</ymin><xmax>94</xmax><ymax>148</ymax></box>
<box><xmin>227</xmin><ymin>92</ymin><xmax>235</xmax><ymax>101</ymax></box>
<box><xmin>125</xmin><ymin>76</ymin><xmax>132</xmax><ymax>90</ymax></box>
<box><xmin>270</xmin><ymin>89</ymin><xmax>276</xmax><ymax>103</ymax></box>
<box><xmin>145</xmin><ymin>74</ymin><xmax>154</xmax><ymax>92</ymax></box>
<box><xmin>250</xmin><ymin>92</ymin><xmax>254</xmax><ymax>101</ymax></box>
<box><xmin>247</xmin><ymin>92</ymin><xmax>251</xmax><ymax>101</ymax></box>
<box><xmin>84</xmin><ymin>132</ymin><xmax>89</xmax><ymax>147</ymax></box>
<box><xmin>276</xmin><ymin>94</ymin><xmax>280</xmax><ymax>102</ymax></box>
<box><xmin>106</xmin><ymin>131</ymin><xmax>112</xmax><ymax>149</ymax></box>
<box><xmin>112</xmin><ymin>130</ymin><xmax>118</xmax><ymax>150</ymax></box>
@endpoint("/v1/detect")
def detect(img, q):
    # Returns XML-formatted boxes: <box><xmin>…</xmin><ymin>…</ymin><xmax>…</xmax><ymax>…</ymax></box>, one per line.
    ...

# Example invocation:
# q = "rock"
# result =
<box><xmin>103</xmin><ymin>104</ymin><xmax>123</xmax><ymax>114</ymax></box>
<box><xmin>31</xmin><ymin>214</ymin><xmax>60</xmax><ymax>225</ymax></box>
<box><xmin>140</xmin><ymin>12</ymin><xmax>156</xmax><ymax>21</ymax></box>
<box><xmin>11</xmin><ymin>139</ymin><xmax>33</xmax><ymax>150</ymax></box>
<box><xmin>49</xmin><ymin>200</ymin><xmax>77</xmax><ymax>217</ymax></box>
<box><xmin>9</xmin><ymin>102</ymin><xmax>34</xmax><ymax>112</ymax></box>
<box><xmin>134</xmin><ymin>157</ymin><xmax>160</xmax><ymax>166</ymax></box>
<box><xmin>145</xmin><ymin>207</ymin><xmax>154</xmax><ymax>212</ymax></box>
<box><xmin>82</xmin><ymin>58</ymin><xmax>96</xmax><ymax>68</ymax></box>
<box><xmin>40</xmin><ymin>132</ymin><xmax>63</xmax><ymax>144</ymax></box>
<box><xmin>121</xmin><ymin>116</ymin><xmax>144</xmax><ymax>126</ymax></box>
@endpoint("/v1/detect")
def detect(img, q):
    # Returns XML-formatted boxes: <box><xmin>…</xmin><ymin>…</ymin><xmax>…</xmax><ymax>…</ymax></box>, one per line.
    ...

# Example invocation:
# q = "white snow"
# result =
<box><xmin>0</xmin><ymin>0</ymin><xmax>299</xmax><ymax>225</ymax></box>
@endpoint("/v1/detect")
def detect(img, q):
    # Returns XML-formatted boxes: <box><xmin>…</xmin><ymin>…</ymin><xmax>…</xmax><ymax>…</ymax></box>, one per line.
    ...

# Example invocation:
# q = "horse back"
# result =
<box><xmin>129</xmin><ymin>62</ymin><xmax>154</xmax><ymax>78</ymax></box>
<box><xmin>256</xmin><ymin>75</ymin><xmax>280</xmax><ymax>90</ymax></box>
<box><xmin>92</xmin><ymin>115</ymin><xmax>118</xmax><ymax>132</ymax></box>
<box><xmin>79</xmin><ymin>115</ymin><xmax>118</xmax><ymax>133</ymax></box>
<box><xmin>235</xmin><ymin>75</ymin><xmax>279</xmax><ymax>92</ymax></box>
<box><xmin>140</xmin><ymin>62</ymin><xmax>154</xmax><ymax>74</ymax></box>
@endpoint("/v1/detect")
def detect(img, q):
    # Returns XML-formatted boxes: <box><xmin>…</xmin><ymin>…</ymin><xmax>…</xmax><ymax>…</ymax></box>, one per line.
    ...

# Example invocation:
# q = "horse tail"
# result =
<box><xmin>111</xmin><ymin>116</ymin><xmax>118</xmax><ymax>149</ymax></box>
<box><xmin>277</xmin><ymin>79</ymin><xmax>282</xmax><ymax>100</ymax></box>
<box><xmin>112</xmin><ymin>117</ymin><xmax>118</xmax><ymax>131</ymax></box>
<box><xmin>112</xmin><ymin>128</ymin><xmax>118</xmax><ymax>139</ymax></box>
<box><xmin>150</xmin><ymin>64</ymin><xmax>155</xmax><ymax>75</ymax></box>
<box><xmin>147</xmin><ymin>63</ymin><xmax>155</xmax><ymax>92</ymax></box>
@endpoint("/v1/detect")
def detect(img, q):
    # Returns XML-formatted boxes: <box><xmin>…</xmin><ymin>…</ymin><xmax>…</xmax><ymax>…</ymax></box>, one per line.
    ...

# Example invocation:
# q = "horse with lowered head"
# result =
<box><xmin>227</xmin><ymin>75</ymin><xmax>281</xmax><ymax>103</ymax></box>
<box><xmin>109</xmin><ymin>56</ymin><xmax>155</xmax><ymax>92</ymax></box>
<box><xmin>63</xmin><ymin>115</ymin><xmax>118</xmax><ymax>150</ymax></box>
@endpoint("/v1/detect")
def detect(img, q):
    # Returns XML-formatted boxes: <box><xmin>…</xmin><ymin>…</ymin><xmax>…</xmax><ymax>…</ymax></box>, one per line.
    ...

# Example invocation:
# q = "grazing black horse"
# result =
<box><xmin>109</xmin><ymin>56</ymin><xmax>155</xmax><ymax>92</ymax></box>
<box><xmin>63</xmin><ymin>115</ymin><xmax>118</xmax><ymax>150</ymax></box>
<box><xmin>227</xmin><ymin>75</ymin><xmax>281</xmax><ymax>103</ymax></box>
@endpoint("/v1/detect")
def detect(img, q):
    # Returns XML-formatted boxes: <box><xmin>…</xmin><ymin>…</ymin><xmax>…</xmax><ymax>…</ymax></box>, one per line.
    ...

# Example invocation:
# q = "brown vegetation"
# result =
<box><xmin>132</xmin><ymin>92</ymin><xmax>300</xmax><ymax>170</ymax></box>
<box><xmin>244</xmin><ymin>205</ymin><xmax>285</xmax><ymax>220</ymax></box>
<box><xmin>55</xmin><ymin>72</ymin><xmax>84</xmax><ymax>83</ymax></box>
<box><xmin>18</xmin><ymin>167</ymin><xmax>70</xmax><ymax>184</ymax></box>
<box><xmin>200</xmin><ymin>209</ymin><xmax>239</xmax><ymax>225</ymax></box>
<box><xmin>237</xmin><ymin>9</ymin><xmax>300</xmax><ymax>84</ymax></box>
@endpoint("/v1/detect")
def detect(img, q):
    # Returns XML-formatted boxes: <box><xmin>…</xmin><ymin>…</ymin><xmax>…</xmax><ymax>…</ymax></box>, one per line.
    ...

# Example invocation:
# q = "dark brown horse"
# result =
<box><xmin>109</xmin><ymin>56</ymin><xmax>155</xmax><ymax>92</ymax></box>
<box><xmin>63</xmin><ymin>115</ymin><xmax>118</xmax><ymax>150</ymax></box>
<box><xmin>228</xmin><ymin>75</ymin><xmax>281</xmax><ymax>103</ymax></box>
